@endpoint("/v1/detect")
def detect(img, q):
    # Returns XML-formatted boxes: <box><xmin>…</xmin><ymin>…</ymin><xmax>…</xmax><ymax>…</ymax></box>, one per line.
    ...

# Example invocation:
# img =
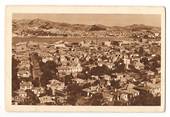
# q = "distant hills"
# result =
<box><xmin>12</xmin><ymin>18</ymin><xmax>161</xmax><ymax>37</ymax></box>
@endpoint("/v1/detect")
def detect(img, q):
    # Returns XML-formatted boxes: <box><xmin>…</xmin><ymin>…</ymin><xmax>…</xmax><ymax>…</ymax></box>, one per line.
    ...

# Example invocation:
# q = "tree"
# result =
<box><xmin>90</xmin><ymin>93</ymin><xmax>104</xmax><ymax>105</ymax></box>
<box><xmin>12</xmin><ymin>56</ymin><xmax>20</xmax><ymax>96</ymax></box>
<box><xmin>90</xmin><ymin>64</ymin><xmax>111</xmax><ymax>76</ymax></box>
<box><xmin>66</xmin><ymin>83</ymin><xmax>82</xmax><ymax>105</ymax></box>
<box><xmin>138</xmin><ymin>47</ymin><xmax>144</xmax><ymax>56</ymax></box>
<box><xmin>30</xmin><ymin>52</ymin><xmax>42</xmax><ymax>86</ymax></box>
<box><xmin>88</xmin><ymin>25</ymin><xmax>106</xmax><ymax>31</ymax></box>
<box><xmin>40</xmin><ymin>60</ymin><xmax>58</xmax><ymax>86</ymax></box>
<box><xmin>131</xmin><ymin>89</ymin><xmax>160</xmax><ymax>106</ymax></box>
<box><xmin>140</xmin><ymin>56</ymin><xmax>149</xmax><ymax>65</ymax></box>
<box><xmin>24</xmin><ymin>89</ymin><xmax>40</xmax><ymax>105</ymax></box>
<box><xmin>45</xmin><ymin>88</ymin><xmax>53</xmax><ymax>96</ymax></box>
<box><xmin>64</xmin><ymin>74</ymin><xmax>73</xmax><ymax>85</ymax></box>
<box><xmin>114</xmin><ymin>58</ymin><xmax>125</xmax><ymax>73</ymax></box>
<box><xmin>110</xmin><ymin>79</ymin><xmax>120</xmax><ymax>89</ymax></box>
<box><xmin>32</xmin><ymin>77</ymin><xmax>40</xmax><ymax>87</ymax></box>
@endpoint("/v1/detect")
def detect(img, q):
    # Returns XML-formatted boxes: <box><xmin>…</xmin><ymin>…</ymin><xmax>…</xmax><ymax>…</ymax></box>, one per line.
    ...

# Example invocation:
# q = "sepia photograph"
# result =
<box><xmin>5</xmin><ymin>6</ymin><xmax>165</xmax><ymax>112</ymax></box>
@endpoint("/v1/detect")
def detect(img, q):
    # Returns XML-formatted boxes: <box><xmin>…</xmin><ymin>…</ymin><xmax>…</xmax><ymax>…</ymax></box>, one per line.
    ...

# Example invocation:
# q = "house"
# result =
<box><xmin>72</xmin><ymin>78</ymin><xmax>86</xmax><ymax>85</ymax></box>
<box><xmin>12</xmin><ymin>95</ymin><xmax>25</xmax><ymax>105</ymax></box>
<box><xmin>59</xmin><ymin>55</ymin><xmax>68</xmax><ymax>64</ymax></box>
<box><xmin>80</xmin><ymin>40</ymin><xmax>91</xmax><ymax>47</ymax></box>
<box><xmin>145</xmin><ymin>82</ymin><xmax>161</xmax><ymax>97</ymax></box>
<box><xmin>130</xmin><ymin>53</ymin><xmax>139</xmax><ymax>59</ymax></box>
<box><xmin>118</xmin><ymin>88</ymin><xmax>139</xmax><ymax>104</ymax></box>
<box><xmin>104</xmin><ymin>41</ymin><xmax>111</xmax><ymax>47</ymax></box>
<box><xmin>54</xmin><ymin>43</ymin><xmax>66</xmax><ymax>48</ymax></box>
<box><xmin>126</xmin><ymin>83</ymin><xmax>136</xmax><ymax>89</ymax></box>
<box><xmin>82</xmin><ymin>85</ymin><xmax>100</xmax><ymax>97</ymax></box>
<box><xmin>123</xmin><ymin>57</ymin><xmax>131</xmax><ymax>69</ymax></box>
<box><xmin>17</xmin><ymin>70</ymin><xmax>31</xmax><ymax>78</ymax></box>
<box><xmin>102</xmin><ymin>92</ymin><xmax>113</xmax><ymax>102</ymax></box>
<box><xmin>101</xmin><ymin>75</ymin><xmax>112</xmax><ymax>86</ymax></box>
<box><xmin>154</xmin><ymin>32</ymin><xmax>160</xmax><ymax>37</ymax></box>
<box><xmin>120</xmin><ymin>93</ymin><xmax>129</xmax><ymax>102</ymax></box>
<box><xmin>27</xmin><ymin>41</ymin><xmax>39</xmax><ymax>50</ymax></box>
<box><xmin>58</xmin><ymin>64</ymin><xmax>83</xmax><ymax>75</ymax></box>
<box><xmin>150</xmin><ymin>77</ymin><xmax>160</xmax><ymax>84</ymax></box>
<box><xmin>20</xmin><ymin>81</ymin><xmax>33</xmax><ymax>90</ymax></box>
<box><xmin>102</xmin><ymin>75</ymin><xmax>111</xmax><ymax>81</ymax></box>
<box><xmin>122</xmin><ymin>89</ymin><xmax>139</xmax><ymax>97</ymax></box>
<box><xmin>39</xmin><ymin>42</ymin><xmax>48</xmax><ymax>50</ymax></box>
<box><xmin>142</xmin><ymin>38</ymin><xmax>149</xmax><ymax>43</ymax></box>
<box><xmin>56</xmin><ymin>96</ymin><xmax>67</xmax><ymax>104</ymax></box>
<box><xmin>15</xmin><ymin>42</ymin><xmax>28</xmax><ymax>52</ymax></box>
<box><xmin>91</xmin><ymin>75</ymin><xmax>99</xmax><ymax>80</ymax></box>
<box><xmin>39</xmin><ymin>95</ymin><xmax>55</xmax><ymax>104</ymax></box>
<box><xmin>47</xmin><ymin>79</ymin><xmax>65</xmax><ymax>95</ymax></box>
<box><xmin>120</xmin><ymin>41</ymin><xmax>132</xmax><ymax>46</ymax></box>
<box><xmin>133</xmin><ymin>60</ymin><xmax>145</xmax><ymax>70</ymax></box>
<box><xmin>116</xmin><ymin>73</ymin><xmax>124</xmax><ymax>80</ymax></box>
<box><xmin>156</xmin><ymin>67</ymin><xmax>161</xmax><ymax>74</ymax></box>
<box><xmin>119</xmin><ymin>77</ymin><xmax>128</xmax><ymax>87</ymax></box>
<box><xmin>147</xmin><ymin>70</ymin><xmax>155</xmax><ymax>76</ymax></box>
<box><xmin>149</xmin><ymin>86</ymin><xmax>161</xmax><ymax>97</ymax></box>
<box><xmin>16</xmin><ymin>89</ymin><xmax>27</xmax><ymax>98</ymax></box>
<box><xmin>32</xmin><ymin>87</ymin><xmax>45</xmax><ymax>97</ymax></box>
<box><xmin>42</xmin><ymin>57</ymin><xmax>54</xmax><ymax>63</ymax></box>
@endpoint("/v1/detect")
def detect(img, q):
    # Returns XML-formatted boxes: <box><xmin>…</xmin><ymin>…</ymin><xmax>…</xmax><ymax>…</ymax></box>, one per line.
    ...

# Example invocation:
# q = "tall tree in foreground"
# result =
<box><xmin>12</xmin><ymin>56</ymin><xmax>20</xmax><ymax>96</ymax></box>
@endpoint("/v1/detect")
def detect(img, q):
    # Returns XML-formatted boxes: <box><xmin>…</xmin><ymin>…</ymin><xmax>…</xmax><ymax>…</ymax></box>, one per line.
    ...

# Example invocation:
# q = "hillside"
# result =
<box><xmin>12</xmin><ymin>18</ymin><xmax>161</xmax><ymax>38</ymax></box>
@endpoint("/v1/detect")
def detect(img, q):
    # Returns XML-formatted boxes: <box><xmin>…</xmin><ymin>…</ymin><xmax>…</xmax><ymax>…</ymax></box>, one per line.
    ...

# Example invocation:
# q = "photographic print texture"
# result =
<box><xmin>5</xmin><ymin>6</ymin><xmax>165</xmax><ymax>112</ymax></box>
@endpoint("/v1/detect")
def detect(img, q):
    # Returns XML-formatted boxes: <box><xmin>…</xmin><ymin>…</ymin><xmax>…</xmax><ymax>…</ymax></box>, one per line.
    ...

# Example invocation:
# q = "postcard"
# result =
<box><xmin>5</xmin><ymin>6</ymin><xmax>165</xmax><ymax>112</ymax></box>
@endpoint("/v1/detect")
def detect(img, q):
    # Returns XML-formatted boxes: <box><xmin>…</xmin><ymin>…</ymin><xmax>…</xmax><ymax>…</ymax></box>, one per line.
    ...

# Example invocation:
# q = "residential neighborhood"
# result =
<box><xmin>12</xmin><ymin>19</ymin><xmax>161</xmax><ymax>106</ymax></box>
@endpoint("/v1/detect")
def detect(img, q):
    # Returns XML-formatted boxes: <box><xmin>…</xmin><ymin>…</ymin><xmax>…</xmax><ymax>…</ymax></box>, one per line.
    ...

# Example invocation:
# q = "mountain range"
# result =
<box><xmin>12</xmin><ymin>18</ymin><xmax>161</xmax><ymax>36</ymax></box>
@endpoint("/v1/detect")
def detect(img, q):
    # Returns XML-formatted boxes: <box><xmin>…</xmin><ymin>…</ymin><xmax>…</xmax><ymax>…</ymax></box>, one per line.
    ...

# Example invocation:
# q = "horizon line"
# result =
<box><xmin>12</xmin><ymin>18</ymin><xmax>161</xmax><ymax>28</ymax></box>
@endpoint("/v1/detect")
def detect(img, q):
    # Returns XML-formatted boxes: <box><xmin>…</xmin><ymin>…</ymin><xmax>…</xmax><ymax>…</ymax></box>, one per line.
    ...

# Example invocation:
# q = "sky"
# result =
<box><xmin>13</xmin><ymin>14</ymin><xmax>161</xmax><ymax>27</ymax></box>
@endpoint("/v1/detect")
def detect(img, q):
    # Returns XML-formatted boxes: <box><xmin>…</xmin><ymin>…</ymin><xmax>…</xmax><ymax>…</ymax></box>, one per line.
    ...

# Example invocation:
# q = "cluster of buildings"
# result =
<box><xmin>12</xmin><ymin>29</ymin><xmax>161</xmax><ymax>105</ymax></box>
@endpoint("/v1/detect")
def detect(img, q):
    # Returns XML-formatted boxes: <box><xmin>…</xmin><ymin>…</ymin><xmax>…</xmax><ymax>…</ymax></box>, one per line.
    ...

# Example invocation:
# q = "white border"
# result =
<box><xmin>5</xmin><ymin>6</ymin><xmax>165</xmax><ymax>112</ymax></box>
